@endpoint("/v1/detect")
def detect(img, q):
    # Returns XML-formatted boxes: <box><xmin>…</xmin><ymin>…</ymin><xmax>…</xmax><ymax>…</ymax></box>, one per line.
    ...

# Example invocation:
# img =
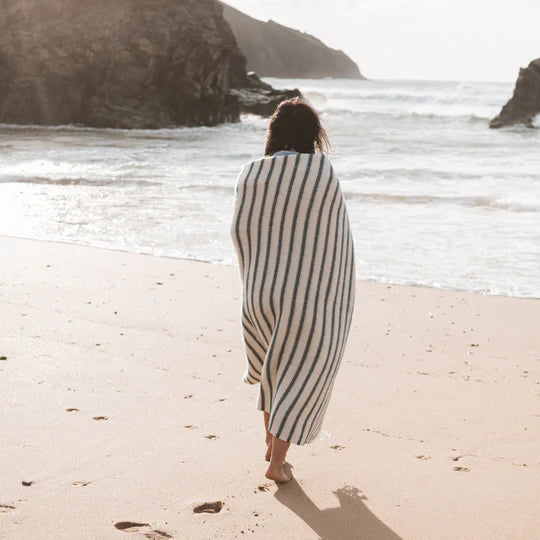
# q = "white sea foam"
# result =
<box><xmin>1</xmin><ymin>79</ymin><xmax>539</xmax><ymax>298</ymax></box>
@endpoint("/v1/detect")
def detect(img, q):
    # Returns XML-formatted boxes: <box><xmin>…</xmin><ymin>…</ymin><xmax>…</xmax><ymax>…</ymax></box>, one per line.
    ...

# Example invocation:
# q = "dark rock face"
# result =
<box><xmin>490</xmin><ymin>59</ymin><xmax>540</xmax><ymax>129</ymax></box>
<box><xmin>231</xmin><ymin>72</ymin><xmax>300</xmax><ymax>116</ymax></box>
<box><xmin>222</xmin><ymin>2</ymin><xmax>365</xmax><ymax>80</ymax></box>
<box><xmin>0</xmin><ymin>0</ymin><xmax>299</xmax><ymax>128</ymax></box>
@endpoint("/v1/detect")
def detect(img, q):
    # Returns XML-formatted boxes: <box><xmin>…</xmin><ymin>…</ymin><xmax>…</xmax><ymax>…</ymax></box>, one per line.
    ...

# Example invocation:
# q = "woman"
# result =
<box><xmin>230</xmin><ymin>97</ymin><xmax>355</xmax><ymax>483</ymax></box>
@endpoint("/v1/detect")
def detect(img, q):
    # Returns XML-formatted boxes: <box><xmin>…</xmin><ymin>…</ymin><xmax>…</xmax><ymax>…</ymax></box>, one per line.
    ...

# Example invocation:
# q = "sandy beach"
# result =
<box><xmin>1</xmin><ymin>234</ymin><xmax>538</xmax><ymax>539</ymax></box>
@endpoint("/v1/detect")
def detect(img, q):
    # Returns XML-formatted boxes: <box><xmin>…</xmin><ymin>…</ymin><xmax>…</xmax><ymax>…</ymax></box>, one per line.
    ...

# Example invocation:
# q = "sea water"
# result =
<box><xmin>1</xmin><ymin>79</ymin><xmax>539</xmax><ymax>298</ymax></box>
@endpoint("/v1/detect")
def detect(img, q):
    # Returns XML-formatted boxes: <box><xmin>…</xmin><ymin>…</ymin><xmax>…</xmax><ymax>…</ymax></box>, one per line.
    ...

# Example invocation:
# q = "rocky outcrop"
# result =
<box><xmin>490</xmin><ymin>58</ymin><xmax>540</xmax><ymax>128</ymax></box>
<box><xmin>0</xmin><ymin>0</ymin><xmax>300</xmax><ymax>128</ymax></box>
<box><xmin>222</xmin><ymin>2</ymin><xmax>364</xmax><ymax>80</ymax></box>
<box><xmin>231</xmin><ymin>72</ymin><xmax>300</xmax><ymax>116</ymax></box>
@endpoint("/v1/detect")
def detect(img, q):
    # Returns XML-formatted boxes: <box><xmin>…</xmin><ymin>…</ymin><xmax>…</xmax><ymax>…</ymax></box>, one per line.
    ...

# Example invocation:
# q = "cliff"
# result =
<box><xmin>490</xmin><ymin>58</ymin><xmax>540</xmax><ymax>129</ymax></box>
<box><xmin>0</xmin><ymin>0</ymin><xmax>300</xmax><ymax>128</ymax></box>
<box><xmin>221</xmin><ymin>2</ymin><xmax>364</xmax><ymax>80</ymax></box>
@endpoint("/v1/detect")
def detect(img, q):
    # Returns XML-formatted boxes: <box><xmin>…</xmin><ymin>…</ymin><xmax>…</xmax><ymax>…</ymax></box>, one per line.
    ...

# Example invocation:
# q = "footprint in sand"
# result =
<box><xmin>72</xmin><ymin>481</ymin><xmax>91</xmax><ymax>487</ymax></box>
<box><xmin>115</xmin><ymin>522</ymin><xmax>149</xmax><ymax>530</ymax></box>
<box><xmin>453</xmin><ymin>466</ymin><xmax>470</xmax><ymax>472</ymax></box>
<box><xmin>254</xmin><ymin>484</ymin><xmax>271</xmax><ymax>493</ymax></box>
<box><xmin>0</xmin><ymin>504</ymin><xmax>16</xmax><ymax>513</ymax></box>
<box><xmin>184</xmin><ymin>425</ymin><xmax>198</xmax><ymax>429</ymax></box>
<box><xmin>204</xmin><ymin>434</ymin><xmax>218</xmax><ymax>439</ymax></box>
<box><xmin>0</xmin><ymin>356</ymin><xmax>7</xmax><ymax>360</ymax></box>
<box><xmin>93</xmin><ymin>416</ymin><xmax>108</xmax><ymax>421</ymax></box>
<box><xmin>114</xmin><ymin>522</ymin><xmax>173</xmax><ymax>539</ymax></box>
<box><xmin>415</xmin><ymin>455</ymin><xmax>431</xmax><ymax>460</ymax></box>
<box><xmin>193</xmin><ymin>501</ymin><xmax>224</xmax><ymax>514</ymax></box>
<box><xmin>330</xmin><ymin>445</ymin><xmax>345</xmax><ymax>450</ymax></box>
<box><xmin>66</xmin><ymin>408</ymin><xmax>79</xmax><ymax>412</ymax></box>
<box><xmin>21</xmin><ymin>481</ymin><xmax>34</xmax><ymax>487</ymax></box>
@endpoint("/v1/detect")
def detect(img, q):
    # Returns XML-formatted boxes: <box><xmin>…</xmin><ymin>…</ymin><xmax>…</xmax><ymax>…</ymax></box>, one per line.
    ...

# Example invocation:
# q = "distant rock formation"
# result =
<box><xmin>0</xmin><ymin>0</ymin><xmax>300</xmax><ymax>128</ymax></box>
<box><xmin>222</xmin><ymin>2</ymin><xmax>365</xmax><ymax>80</ymax></box>
<box><xmin>490</xmin><ymin>58</ymin><xmax>540</xmax><ymax>128</ymax></box>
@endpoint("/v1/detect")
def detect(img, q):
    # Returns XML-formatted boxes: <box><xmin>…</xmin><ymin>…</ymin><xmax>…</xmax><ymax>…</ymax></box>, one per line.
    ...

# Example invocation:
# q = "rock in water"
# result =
<box><xmin>0</xmin><ymin>0</ymin><xmax>299</xmax><ymax>128</ymax></box>
<box><xmin>490</xmin><ymin>58</ymin><xmax>540</xmax><ymax>129</ymax></box>
<box><xmin>231</xmin><ymin>72</ymin><xmax>300</xmax><ymax>116</ymax></box>
<box><xmin>222</xmin><ymin>2</ymin><xmax>365</xmax><ymax>80</ymax></box>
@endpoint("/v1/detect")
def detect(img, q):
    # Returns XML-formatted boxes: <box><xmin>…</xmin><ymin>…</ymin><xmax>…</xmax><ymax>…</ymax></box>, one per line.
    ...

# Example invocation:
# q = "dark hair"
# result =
<box><xmin>264</xmin><ymin>97</ymin><xmax>330</xmax><ymax>156</ymax></box>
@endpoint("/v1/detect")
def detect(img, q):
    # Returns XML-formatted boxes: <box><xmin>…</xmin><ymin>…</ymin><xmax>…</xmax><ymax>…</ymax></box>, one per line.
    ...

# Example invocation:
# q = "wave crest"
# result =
<box><xmin>343</xmin><ymin>191</ymin><xmax>540</xmax><ymax>213</ymax></box>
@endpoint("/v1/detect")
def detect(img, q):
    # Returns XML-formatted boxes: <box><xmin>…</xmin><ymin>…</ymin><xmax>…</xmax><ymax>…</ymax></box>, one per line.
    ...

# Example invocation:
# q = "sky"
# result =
<box><xmin>224</xmin><ymin>0</ymin><xmax>539</xmax><ymax>82</ymax></box>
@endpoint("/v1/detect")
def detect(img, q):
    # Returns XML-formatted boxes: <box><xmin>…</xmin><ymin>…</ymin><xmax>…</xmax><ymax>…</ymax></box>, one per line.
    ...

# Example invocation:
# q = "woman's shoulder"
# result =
<box><xmin>240</xmin><ymin>152</ymin><xmax>331</xmax><ymax>172</ymax></box>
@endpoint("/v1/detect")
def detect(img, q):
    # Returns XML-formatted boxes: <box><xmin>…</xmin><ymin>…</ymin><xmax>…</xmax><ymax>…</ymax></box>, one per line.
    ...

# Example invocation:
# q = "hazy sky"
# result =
<box><xmin>224</xmin><ymin>0</ymin><xmax>539</xmax><ymax>82</ymax></box>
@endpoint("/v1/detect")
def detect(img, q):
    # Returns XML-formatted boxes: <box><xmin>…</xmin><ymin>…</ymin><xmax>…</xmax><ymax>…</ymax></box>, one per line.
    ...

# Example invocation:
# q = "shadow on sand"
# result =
<box><xmin>274</xmin><ymin>462</ymin><xmax>402</xmax><ymax>540</ymax></box>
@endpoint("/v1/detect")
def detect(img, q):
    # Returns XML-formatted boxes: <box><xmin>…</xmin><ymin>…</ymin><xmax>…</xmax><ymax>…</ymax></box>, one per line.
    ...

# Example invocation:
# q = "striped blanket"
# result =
<box><xmin>230</xmin><ymin>152</ymin><xmax>355</xmax><ymax>445</ymax></box>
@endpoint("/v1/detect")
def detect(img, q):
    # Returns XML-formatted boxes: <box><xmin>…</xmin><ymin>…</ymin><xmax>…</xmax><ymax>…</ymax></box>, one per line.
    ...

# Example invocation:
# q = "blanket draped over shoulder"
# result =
<box><xmin>230</xmin><ymin>152</ymin><xmax>355</xmax><ymax>445</ymax></box>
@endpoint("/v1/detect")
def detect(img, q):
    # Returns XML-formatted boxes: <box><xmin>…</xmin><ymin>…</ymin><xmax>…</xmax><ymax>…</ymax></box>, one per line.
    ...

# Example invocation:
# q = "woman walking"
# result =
<box><xmin>230</xmin><ymin>97</ymin><xmax>356</xmax><ymax>483</ymax></box>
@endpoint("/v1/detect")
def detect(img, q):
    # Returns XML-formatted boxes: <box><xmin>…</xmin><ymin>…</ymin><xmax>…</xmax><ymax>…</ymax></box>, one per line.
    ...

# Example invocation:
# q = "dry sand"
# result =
<box><xmin>1</xmin><ymin>234</ymin><xmax>538</xmax><ymax>539</ymax></box>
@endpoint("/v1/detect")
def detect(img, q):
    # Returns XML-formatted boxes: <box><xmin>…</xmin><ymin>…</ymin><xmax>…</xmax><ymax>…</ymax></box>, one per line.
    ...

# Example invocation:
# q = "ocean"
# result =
<box><xmin>1</xmin><ymin>78</ymin><xmax>539</xmax><ymax>298</ymax></box>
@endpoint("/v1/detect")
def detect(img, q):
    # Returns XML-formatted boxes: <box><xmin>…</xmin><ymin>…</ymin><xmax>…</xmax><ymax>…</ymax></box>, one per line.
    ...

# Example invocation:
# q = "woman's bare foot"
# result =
<box><xmin>265</xmin><ymin>463</ymin><xmax>292</xmax><ymax>483</ymax></box>
<box><xmin>265</xmin><ymin>435</ymin><xmax>292</xmax><ymax>483</ymax></box>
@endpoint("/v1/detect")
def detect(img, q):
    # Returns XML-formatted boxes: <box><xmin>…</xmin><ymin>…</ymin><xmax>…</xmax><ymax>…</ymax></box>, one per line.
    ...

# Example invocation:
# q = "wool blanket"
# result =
<box><xmin>230</xmin><ymin>152</ymin><xmax>355</xmax><ymax>445</ymax></box>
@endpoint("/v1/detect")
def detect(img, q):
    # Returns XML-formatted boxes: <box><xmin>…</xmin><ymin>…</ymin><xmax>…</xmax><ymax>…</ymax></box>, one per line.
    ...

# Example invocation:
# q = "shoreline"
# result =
<box><xmin>1</xmin><ymin>234</ymin><xmax>539</xmax><ymax>538</ymax></box>
<box><xmin>2</xmin><ymin>233</ymin><xmax>538</xmax><ymax>301</ymax></box>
